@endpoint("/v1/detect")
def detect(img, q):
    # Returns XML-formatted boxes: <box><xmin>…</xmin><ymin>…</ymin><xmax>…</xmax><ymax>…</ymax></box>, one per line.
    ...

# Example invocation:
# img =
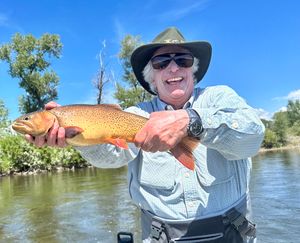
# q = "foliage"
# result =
<box><xmin>261</xmin><ymin>119</ymin><xmax>272</xmax><ymax>129</ymax></box>
<box><xmin>272</xmin><ymin>112</ymin><xmax>288</xmax><ymax>146</ymax></box>
<box><xmin>0</xmin><ymin>100</ymin><xmax>10</xmax><ymax>129</ymax></box>
<box><xmin>114</xmin><ymin>35</ymin><xmax>152</xmax><ymax>108</ymax></box>
<box><xmin>0</xmin><ymin>33</ymin><xmax>62</xmax><ymax>114</ymax></box>
<box><xmin>290</xmin><ymin>120</ymin><xmax>300</xmax><ymax>136</ymax></box>
<box><xmin>0</xmin><ymin>100</ymin><xmax>12</xmax><ymax>138</ymax></box>
<box><xmin>261</xmin><ymin>106</ymin><xmax>300</xmax><ymax>148</ymax></box>
<box><xmin>262</xmin><ymin>128</ymin><xmax>279</xmax><ymax>148</ymax></box>
<box><xmin>287</xmin><ymin>100</ymin><xmax>300</xmax><ymax>126</ymax></box>
<box><xmin>0</xmin><ymin>135</ymin><xmax>88</xmax><ymax>175</ymax></box>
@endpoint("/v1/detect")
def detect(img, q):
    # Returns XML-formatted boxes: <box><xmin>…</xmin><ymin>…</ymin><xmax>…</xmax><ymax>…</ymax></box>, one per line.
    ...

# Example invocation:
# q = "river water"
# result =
<box><xmin>0</xmin><ymin>150</ymin><xmax>299</xmax><ymax>242</ymax></box>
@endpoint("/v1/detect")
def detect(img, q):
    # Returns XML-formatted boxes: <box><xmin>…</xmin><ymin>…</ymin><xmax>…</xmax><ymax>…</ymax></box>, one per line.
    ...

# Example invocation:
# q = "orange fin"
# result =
<box><xmin>107</xmin><ymin>138</ymin><xmax>129</xmax><ymax>149</ymax></box>
<box><xmin>170</xmin><ymin>137</ymin><xmax>200</xmax><ymax>170</ymax></box>
<box><xmin>65</xmin><ymin>126</ymin><xmax>84</xmax><ymax>138</ymax></box>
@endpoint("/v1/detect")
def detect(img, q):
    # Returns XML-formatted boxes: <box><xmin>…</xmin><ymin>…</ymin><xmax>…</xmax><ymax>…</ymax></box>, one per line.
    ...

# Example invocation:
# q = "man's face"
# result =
<box><xmin>152</xmin><ymin>46</ymin><xmax>195</xmax><ymax>109</ymax></box>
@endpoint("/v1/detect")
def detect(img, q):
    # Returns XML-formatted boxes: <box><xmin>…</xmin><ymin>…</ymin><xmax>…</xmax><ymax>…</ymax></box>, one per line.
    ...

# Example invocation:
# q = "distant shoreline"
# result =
<box><xmin>1</xmin><ymin>146</ymin><xmax>300</xmax><ymax>177</ymax></box>
<box><xmin>259</xmin><ymin>145</ymin><xmax>300</xmax><ymax>153</ymax></box>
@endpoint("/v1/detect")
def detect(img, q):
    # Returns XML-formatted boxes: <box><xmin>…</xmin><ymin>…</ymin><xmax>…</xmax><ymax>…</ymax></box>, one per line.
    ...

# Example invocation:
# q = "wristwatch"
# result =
<box><xmin>186</xmin><ymin>108</ymin><xmax>204</xmax><ymax>138</ymax></box>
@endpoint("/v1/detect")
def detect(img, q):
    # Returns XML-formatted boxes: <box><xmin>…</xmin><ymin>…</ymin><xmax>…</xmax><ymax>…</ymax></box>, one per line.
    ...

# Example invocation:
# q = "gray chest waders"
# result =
<box><xmin>141</xmin><ymin>197</ymin><xmax>256</xmax><ymax>243</ymax></box>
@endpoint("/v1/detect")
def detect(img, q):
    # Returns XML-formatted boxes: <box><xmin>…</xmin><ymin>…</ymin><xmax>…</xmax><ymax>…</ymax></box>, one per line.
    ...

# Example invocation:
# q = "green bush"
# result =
<box><xmin>290</xmin><ymin>120</ymin><xmax>300</xmax><ymax>136</ymax></box>
<box><xmin>0</xmin><ymin>135</ymin><xmax>88</xmax><ymax>175</ymax></box>
<box><xmin>262</xmin><ymin>128</ymin><xmax>279</xmax><ymax>148</ymax></box>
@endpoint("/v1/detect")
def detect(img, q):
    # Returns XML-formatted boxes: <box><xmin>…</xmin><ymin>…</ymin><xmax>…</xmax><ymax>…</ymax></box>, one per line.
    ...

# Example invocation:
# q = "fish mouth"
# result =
<box><xmin>12</xmin><ymin>120</ymin><xmax>34</xmax><ymax>134</ymax></box>
<box><xmin>165</xmin><ymin>76</ymin><xmax>184</xmax><ymax>85</ymax></box>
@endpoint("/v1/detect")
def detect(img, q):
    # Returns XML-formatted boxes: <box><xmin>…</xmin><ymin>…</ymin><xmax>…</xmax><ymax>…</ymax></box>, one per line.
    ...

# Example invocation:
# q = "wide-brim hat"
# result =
<box><xmin>130</xmin><ymin>27</ymin><xmax>212</xmax><ymax>95</ymax></box>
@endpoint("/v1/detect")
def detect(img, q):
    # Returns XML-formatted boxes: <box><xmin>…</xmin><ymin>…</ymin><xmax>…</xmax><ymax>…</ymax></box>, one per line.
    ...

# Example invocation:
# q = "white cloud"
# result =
<box><xmin>113</xmin><ymin>17</ymin><xmax>126</xmax><ymax>43</ymax></box>
<box><xmin>156</xmin><ymin>0</ymin><xmax>209</xmax><ymax>21</ymax></box>
<box><xmin>278</xmin><ymin>106</ymin><xmax>287</xmax><ymax>112</ymax></box>
<box><xmin>255</xmin><ymin>108</ymin><xmax>273</xmax><ymax>120</ymax></box>
<box><xmin>286</xmin><ymin>89</ymin><xmax>300</xmax><ymax>101</ymax></box>
<box><xmin>0</xmin><ymin>12</ymin><xmax>23</xmax><ymax>32</ymax></box>
<box><xmin>273</xmin><ymin>89</ymin><xmax>300</xmax><ymax>101</ymax></box>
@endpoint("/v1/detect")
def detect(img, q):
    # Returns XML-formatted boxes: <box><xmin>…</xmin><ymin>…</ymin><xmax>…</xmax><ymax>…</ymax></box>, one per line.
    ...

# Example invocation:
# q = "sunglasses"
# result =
<box><xmin>151</xmin><ymin>53</ymin><xmax>194</xmax><ymax>70</ymax></box>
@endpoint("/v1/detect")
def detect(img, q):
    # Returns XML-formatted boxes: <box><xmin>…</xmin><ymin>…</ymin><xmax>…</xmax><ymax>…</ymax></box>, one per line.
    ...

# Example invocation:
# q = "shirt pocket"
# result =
<box><xmin>139</xmin><ymin>152</ymin><xmax>176</xmax><ymax>190</ymax></box>
<box><xmin>195</xmin><ymin>148</ymin><xmax>234</xmax><ymax>187</ymax></box>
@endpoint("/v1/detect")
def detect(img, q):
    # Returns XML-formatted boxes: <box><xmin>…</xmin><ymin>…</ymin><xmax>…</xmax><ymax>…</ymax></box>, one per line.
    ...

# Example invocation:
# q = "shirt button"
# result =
<box><xmin>207</xmin><ymin>118</ymin><xmax>212</xmax><ymax>125</ymax></box>
<box><xmin>232</xmin><ymin>121</ymin><xmax>239</xmax><ymax>129</ymax></box>
<box><xmin>184</xmin><ymin>172</ymin><xmax>190</xmax><ymax>178</ymax></box>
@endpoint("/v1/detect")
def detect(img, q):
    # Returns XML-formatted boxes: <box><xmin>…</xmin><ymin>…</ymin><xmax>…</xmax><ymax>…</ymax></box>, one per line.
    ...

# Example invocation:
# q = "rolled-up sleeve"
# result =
<box><xmin>194</xmin><ymin>85</ymin><xmax>265</xmax><ymax>160</ymax></box>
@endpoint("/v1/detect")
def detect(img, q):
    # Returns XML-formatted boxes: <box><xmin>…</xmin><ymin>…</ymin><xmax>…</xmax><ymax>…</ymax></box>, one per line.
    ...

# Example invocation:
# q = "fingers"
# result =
<box><xmin>25</xmin><ymin>134</ymin><xmax>46</xmax><ymax>147</ymax></box>
<box><xmin>134</xmin><ymin>110</ymin><xmax>189</xmax><ymax>153</ymax></box>
<box><xmin>46</xmin><ymin>121</ymin><xmax>59</xmax><ymax>146</ymax></box>
<box><xmin>134</xmin><ymin>130</ymin><xmax>146</xmax><ymax>149</ymax></box>
<box><xmin>35</xmin><ymin>135</ymin><xmax>47</xmax><ymax>148</ymax></box>
<box><xmin>24</xmin><ymin>123</ymin><xmax>66</xmax><ymax>148</ymax></box>
<box><xmin>46</xmin><ymin>122</ymin><xmax>66</xmax><ymax>147</ymax></box>
<box><xmin>57</xmin><ymin>127</ymin><xmax>67</xmax><ymax>147</ymax></box>
<box><xmin>134</xmin><ymin>127</ymin><xmax>170</xmax><ymax>152</ymax></box>
<box><xmin>25</xmin><ymin>134</ymin><xmax>35</xmax><ymax>145</ymax></box>
<box><xmin>45</xmin><ymin>101</ymin><xmax>61</xmax><ymax>110</ymax></box>
<box><xmin>23</xmin><ymin>102</ymin><xmax>65</xmax><ymax>148</ymax></box>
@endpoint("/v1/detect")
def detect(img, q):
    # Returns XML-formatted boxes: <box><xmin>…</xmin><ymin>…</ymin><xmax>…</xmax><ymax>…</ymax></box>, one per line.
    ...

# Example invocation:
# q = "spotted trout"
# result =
<box><xmin>12</xmin><ymin>104</ymin><xmax>199</xmax><ymax>170</ymax></box>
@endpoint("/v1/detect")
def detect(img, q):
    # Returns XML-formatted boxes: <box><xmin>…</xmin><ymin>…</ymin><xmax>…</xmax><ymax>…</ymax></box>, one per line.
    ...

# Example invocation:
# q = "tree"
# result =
<box><xmin>287</xmin><ymin>100</ymin><xmax>300</xmax><ymax>126</ymax></box>
<box><xmin>0</xmin><ymin>33</ymin><xmax>62</xmax><ymax>114</ymax></box>
<box><xmin>114</xmin><ymin>35</ymin><xmax>152</xmax><ymax>108</ymax></box>
<box><xmin>93</xmin><ymin>41</ymin><xmax>113</xmax><ymax>104</ymax></box>
<box><xmin>273</xmin><ymin>111</ymin><xmax>288</xmax><ymax>146</ymax></box>
<box><xmin>262</xmin><ymin>128</ymin><xmax>278</xmax><ymax>148</ymax></box>
<box><xmin>0</xmin><ymin>99</ymin><xmax>9</xmax><ymax>129</ymax></box>
<box><xmin>261</xmin><ymin>119</ymin><xmax>272</xmax><ymax>129</ymax></box>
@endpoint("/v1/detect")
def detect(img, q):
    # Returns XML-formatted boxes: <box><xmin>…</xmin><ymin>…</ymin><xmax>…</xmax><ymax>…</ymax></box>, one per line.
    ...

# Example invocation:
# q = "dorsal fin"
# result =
<box><xmin>99</xmin><ymin>104</ymin><xmax>122</xmax><ymax>110</ymax></box>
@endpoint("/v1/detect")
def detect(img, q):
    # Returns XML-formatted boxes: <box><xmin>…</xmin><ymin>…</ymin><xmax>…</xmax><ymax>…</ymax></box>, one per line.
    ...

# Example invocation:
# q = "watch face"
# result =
<box><xmin>186</xmin><ymin>109</ymin><xmax>203</xmax><ymax>138</ymax></box>
<box><xmin>189</xmin><ymin>118</ymin><xmax>203</xmax><ymax>137</ymax></box>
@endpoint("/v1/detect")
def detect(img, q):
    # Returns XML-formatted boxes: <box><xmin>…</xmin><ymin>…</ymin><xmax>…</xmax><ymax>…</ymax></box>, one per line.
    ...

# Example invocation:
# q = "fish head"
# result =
<box><xmin>12</xmin><ymin>110</ymin><xmax>56</xmax><ymax>136</ymax></box>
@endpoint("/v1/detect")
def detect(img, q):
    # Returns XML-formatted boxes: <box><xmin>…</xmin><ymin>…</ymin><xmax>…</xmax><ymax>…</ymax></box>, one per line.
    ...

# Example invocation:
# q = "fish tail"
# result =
<box><xmin>170</xmin><ymin>137</ymin><xmax>200</xmax><ymax>170</ymax></box>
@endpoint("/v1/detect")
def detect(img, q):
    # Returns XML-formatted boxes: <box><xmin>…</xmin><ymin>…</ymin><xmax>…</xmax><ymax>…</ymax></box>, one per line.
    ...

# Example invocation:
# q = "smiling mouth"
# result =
<box><xmin>165</xmin><ymin>77</ymin><xmax>184</xmax><ymax>84</ymax></box>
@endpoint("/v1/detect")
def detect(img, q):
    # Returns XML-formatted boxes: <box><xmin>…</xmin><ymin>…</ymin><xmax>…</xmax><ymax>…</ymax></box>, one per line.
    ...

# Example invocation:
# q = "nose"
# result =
<box><xmin>167</xmin><ymin>60</ymin><xmax>179</xmax><ymax>72</ymax></box>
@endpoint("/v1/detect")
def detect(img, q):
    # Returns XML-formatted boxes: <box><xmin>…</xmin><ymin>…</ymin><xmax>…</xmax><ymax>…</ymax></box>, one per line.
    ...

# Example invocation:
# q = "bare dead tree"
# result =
<box><xmin>93</xmin><ymin>40</ymin><xmax>113</xmax><ymax>104</ymax></box>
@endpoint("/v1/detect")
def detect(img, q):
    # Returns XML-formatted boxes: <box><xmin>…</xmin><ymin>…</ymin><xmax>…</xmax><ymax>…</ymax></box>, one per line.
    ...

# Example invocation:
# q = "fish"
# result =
<box><xmin>12</xmin><ymin>104</ymin><xmax>199</xmax><ymax>170</ymax></box>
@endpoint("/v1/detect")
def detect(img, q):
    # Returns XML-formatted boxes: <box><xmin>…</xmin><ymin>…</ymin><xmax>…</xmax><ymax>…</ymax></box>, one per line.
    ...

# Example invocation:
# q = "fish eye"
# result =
<box><xmin>24</xmin><ymin>116</ymin><xmax>30</xmax><ymax>121</ymax></box>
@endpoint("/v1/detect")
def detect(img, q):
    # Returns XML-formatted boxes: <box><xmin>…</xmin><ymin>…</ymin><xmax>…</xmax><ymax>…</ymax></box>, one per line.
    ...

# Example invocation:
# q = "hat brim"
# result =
<box><xmin>130</xmin><ymin>41</ymin><xmax>212</xmax><ymax>95</ymax></box>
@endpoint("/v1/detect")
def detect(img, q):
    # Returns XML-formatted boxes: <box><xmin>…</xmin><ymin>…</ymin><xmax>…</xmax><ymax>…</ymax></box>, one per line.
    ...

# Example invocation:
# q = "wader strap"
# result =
<box><xmin>150</xmin><ymin>219</ymin><xmax>169</xmax><ymax>242</ymax></box>
<box><xmin>224</xmin><ymin>208</ymin><xmax>256</xmax><ymax>238</ymax></box>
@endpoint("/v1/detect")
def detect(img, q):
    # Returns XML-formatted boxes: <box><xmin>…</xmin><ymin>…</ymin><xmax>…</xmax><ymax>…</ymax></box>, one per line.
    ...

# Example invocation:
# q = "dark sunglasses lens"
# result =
<box><xmin>174</xmin><ymin>54</ymin><xmax>194</xmax><ymax>68</ymax></box>
<box><xmin>151</xmin><ymin>53</ymin><xmax>194</xmax><ymax>69</ymax></box>
<box><xmin>151</xmin><ymin>56</ymin><xmax>171</xmax><ymax>69</ymax></box>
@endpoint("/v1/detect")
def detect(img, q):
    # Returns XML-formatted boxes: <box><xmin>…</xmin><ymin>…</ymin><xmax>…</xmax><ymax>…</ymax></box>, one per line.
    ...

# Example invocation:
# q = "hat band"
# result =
<box><xmin>161</xmin><ymin>39</ymin><xmax>185</xmax><ymax>44</ymax></box>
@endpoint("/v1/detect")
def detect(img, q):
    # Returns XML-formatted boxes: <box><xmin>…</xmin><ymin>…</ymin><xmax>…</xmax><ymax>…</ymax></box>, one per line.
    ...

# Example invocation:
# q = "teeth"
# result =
<box><xmin>166</xmin><ymin>77</ymin><xmax>183</xmax><ymax>82</ymax></box>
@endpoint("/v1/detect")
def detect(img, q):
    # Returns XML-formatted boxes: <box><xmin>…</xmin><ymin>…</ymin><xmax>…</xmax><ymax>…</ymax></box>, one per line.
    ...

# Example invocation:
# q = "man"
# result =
<box><xmin>26</xmin><ymin>27</ymin><xmax>265</xmax><ymax>242</ymax></box>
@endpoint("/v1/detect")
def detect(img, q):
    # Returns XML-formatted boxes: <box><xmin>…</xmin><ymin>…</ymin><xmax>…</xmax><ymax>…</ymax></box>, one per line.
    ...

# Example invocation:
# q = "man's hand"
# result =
<box><xmin>134</xmin><ymin>110</ymin><xmax>189</xmax><ymax>152</ymax></box>
<box><xmin>25</xmin><ymin>101</ymin><xmax>67</xmax><ymax>148</ymax></box>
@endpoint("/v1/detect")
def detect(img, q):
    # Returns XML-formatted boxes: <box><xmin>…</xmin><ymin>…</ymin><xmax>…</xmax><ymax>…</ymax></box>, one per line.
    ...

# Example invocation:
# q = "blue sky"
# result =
<box><xmin>0</xmin><ymin>0</ymin><xmax>299</xmax><ymax>120</ymax></box>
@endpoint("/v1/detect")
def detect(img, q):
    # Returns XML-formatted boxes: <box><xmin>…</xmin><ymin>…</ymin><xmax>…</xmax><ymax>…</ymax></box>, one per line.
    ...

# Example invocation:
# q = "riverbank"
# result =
<box><xmin>1</xmin><ymin>135</ymin><xmax>299</xmax><ymax>177</ymax></box>
<box><xmin>259</xmin><ymin>144</ymin><xmax>300</xmax><ymax>153</ymax></box>
<box><xmin>259</xmin><ymin>135</ymin><xmax>300</xmax><ymax>153</ymax></box>
<box><xmin>0</xmin><ymin>165</ymin><xmax>91</xmax><ymax>177</ymax></box>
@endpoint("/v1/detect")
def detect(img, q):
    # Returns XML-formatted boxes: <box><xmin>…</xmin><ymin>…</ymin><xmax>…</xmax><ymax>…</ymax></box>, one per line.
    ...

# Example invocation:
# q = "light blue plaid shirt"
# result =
<box><xmin>76</xmin><ymin>85</ymin><xmax>265</xmax><ymax>220</ymax></box>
